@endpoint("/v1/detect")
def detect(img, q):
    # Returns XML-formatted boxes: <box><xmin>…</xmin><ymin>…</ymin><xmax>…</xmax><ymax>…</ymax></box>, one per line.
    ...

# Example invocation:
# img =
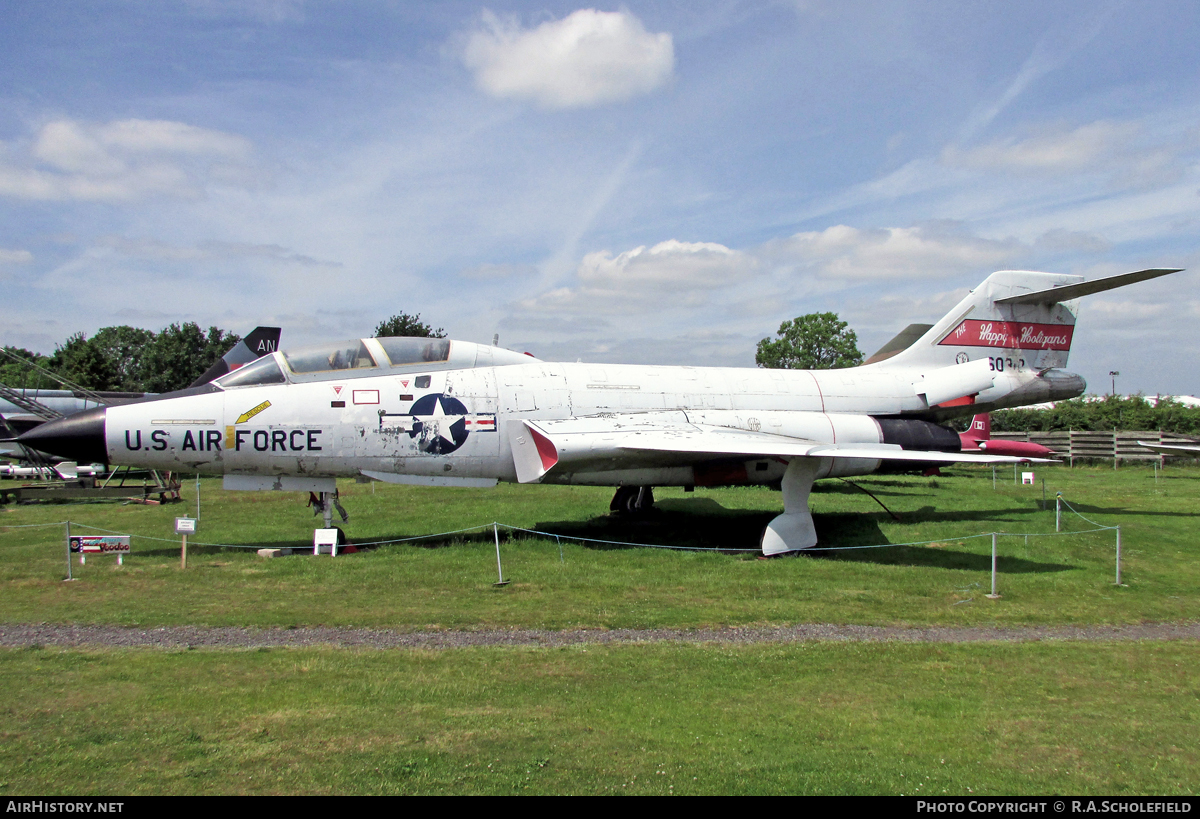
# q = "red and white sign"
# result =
<box><xmin>940</xmin><ymin>320</ymin><xmax>1073</xmax><ymax>351</ymax></box>
<box><xmin>70</xmin><ymin>536</ymin><xmax>130</xmax><ymax>554</ymax></box>
<box><xmin>352</xmin><ymin>389</ymin><xmax>380</xmax><ymax>405</ymax></box>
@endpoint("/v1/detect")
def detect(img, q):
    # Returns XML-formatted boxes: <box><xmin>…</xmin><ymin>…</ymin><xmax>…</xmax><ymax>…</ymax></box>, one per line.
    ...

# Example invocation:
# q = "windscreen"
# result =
<box><xmin>215</xmin><ymin>355</ymin><xmax>287</xmax><ymax>388</ymax></box>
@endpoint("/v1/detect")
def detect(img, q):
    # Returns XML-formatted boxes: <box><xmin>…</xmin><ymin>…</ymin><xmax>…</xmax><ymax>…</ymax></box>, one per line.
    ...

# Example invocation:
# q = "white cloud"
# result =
<box><xmin>845</xmin><ymin>287</ymin><xmax>972</xmax><ymax>345</ymax></box>
<box><xmin>459</xmin><ymin>9</ymin><xmax>674</xmax><ymax>109</ymax></box>
<box><xmin>957</xmin><ymin>4</ymin><xmax>1119</xmax><ymax>141</ymax></box>
<box><xmin>518</xmin><ymin>239</ymin><xmax>754</xmax><ymax>316</ymax></box>
<box><xmin>1033</xmin><ymin>228</ymin><xmax>1111</xmax><ymax>254</ymax></box>
<box><xmin>182</xmin><ymin>0</ymin><xmax>306</xmax><ymax>24</ymax></box>
<box><xmin>764</xmin><ymin>223</ymin><xmax>1027</xmax><ymax>280</ymax></box>
<box><xmin>943</xmin><ymin>121</ymin><xmax>1139</xmax><ymax>174</ymax></box>
<box><xmin>579</xmin><ymin>239</ymin><xmax>749</xmax><ymax>287</ymax></box>
<box><xmin>458</xmin><ymin>262</ymin><xmax>538</xmax><ymax>280</ymax></box>
<box><xmin>941</xmin><ymin>121</ymin><xmax>1190</xmax><ymax>190</ymax></box>
<box><xmin>0</xmin><ymin>118</ymin><xmax>255</xmax><ymax>202</ymax></box>
<box><xmin>504</xmin><ymin>222</ymin><xmax>1047</xmax><ymax>365</ymax></box>
<box><xmin>0</xmin><ymin>248</ymin><xmax>33</xmax><ymax>265</ymax></box>
<box><xmin>95</xmin><ymin>235</ymin><xmax>338</xmax><ymax>268</ymax></box>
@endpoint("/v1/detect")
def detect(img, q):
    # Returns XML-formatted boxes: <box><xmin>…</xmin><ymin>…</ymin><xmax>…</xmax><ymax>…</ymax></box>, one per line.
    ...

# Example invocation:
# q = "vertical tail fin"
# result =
<box><xmin>967</xmin><ymin>413</ymin><xmax>990</xmax><ymax>441</ymax></box>
<box><xmin>190</xmin><ymin>327</ymin><xmax>281</xmax><ymax>387</ymax></box>
<box><xmin>876</xmin><ymin>271</ymin><xmax>1084</xmax><ymax>373</ymax></box>
<box><xmin>871</xmin><ymin>268</ymin><xmax>1180</xmax><ymax>413</ymax></box>
<box><xmin>875</xmin><ymin>268</ymin><xmax>1180</xmax><ymax>374</ymax></box>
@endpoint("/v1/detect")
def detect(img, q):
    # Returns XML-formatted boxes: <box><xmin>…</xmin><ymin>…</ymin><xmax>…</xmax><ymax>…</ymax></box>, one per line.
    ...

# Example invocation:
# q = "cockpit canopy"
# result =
<box><xmin>284</xmin><ymin>340</ymin><xmax>379</xmax><ymax>373</ymax></box>
<box><xmin>376</xmin><ymin>337</ymin><xmax>451</xmax><ymax>367</ymax></box>
<box><xmin>215</xmin><ymin>337</ymin><xmax>537</xmax><ymax>388</ymax></box>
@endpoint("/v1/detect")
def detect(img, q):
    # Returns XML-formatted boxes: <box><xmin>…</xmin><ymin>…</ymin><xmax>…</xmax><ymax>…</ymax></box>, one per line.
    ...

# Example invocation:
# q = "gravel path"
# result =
<box><xmin>1</xmin><ymin>622</ymin><xmax>1197</xmax><ymax>649</ymax></box>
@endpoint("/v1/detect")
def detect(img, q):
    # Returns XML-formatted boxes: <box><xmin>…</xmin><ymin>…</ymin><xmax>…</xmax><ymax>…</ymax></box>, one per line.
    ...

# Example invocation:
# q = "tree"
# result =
<box><xmin>48</xmin><ymin>332</ymin><xmax>120</xmax><ymax>390</ymax></box>
<box><xmin>992</xmin><ymin>395</ymin><xmax>1200</xmax><ymax>435</ymax></box>
<box><xmin>138</xmin><ymin>323</ymin><xmax>240</xmax><ymax>393</ymax></box>
<box><xmin>0</xmin><ymin>347</ymin><xmax>58</xmax><ymax>390</ymax></box>
<box><xmin>374</xmin><ymin>312</ymin><xmax>445</xmax><ymax>339</ymax></box>
<box><xmin>756</xmin><ymin>312</ymin><xmax>863</xmax><ymax>370</ymax></box>
<box><xmin>89</xmin><ymin>326</ymin><xmax>155</xmax><ymax>392</ymax></box>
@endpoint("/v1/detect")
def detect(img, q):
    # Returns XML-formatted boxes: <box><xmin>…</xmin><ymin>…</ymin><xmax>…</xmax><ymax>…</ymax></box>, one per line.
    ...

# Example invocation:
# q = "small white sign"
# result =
<box><xmin>175</xmin><ymin>517</ymin><xmax>197</xmax><ymax>534</ymax></box>
<box><xmin>314</xmin><ymin>528</ymin><xmax>339</xmax><ymax>555</ymax></box>
<box><xmin>1021</xmin><ymin>472</ymin><xmax>1035</xmax><ymax>485</ymax></box>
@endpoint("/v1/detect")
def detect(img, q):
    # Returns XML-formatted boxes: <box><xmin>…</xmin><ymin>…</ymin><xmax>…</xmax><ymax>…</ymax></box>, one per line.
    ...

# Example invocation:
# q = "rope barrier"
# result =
<box><xmin>1056</xmin><ymin>497</ymin><xmax>1118</xmax><ymax>531</ymax></box>
<box><xmin>4</xmin><ymin>490</ymin><xmax>1121</xmax><ymax>557</ymax></box>
<box><xmin>0</xmin><ymin>521</ymin><xmax>68</xmax><ymax>529</ymax></box>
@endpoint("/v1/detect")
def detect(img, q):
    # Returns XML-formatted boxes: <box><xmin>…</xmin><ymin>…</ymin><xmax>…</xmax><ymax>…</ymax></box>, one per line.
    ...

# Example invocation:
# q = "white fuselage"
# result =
<box><xmin>100</xmin><ymin>344</ymin><xmax>1073</xmax><ymax>489</ymax></box>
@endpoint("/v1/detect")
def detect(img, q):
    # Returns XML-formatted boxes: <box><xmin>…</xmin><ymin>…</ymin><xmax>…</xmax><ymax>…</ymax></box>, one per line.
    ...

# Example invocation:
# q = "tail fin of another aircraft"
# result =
<box><xmin>965</xmin><ymin>413</ymin><xmax>990</xmax><ymax>442</ymax></box>
<box><xmin>191</xmin><ymin>327</ymin><xmax>282</xmax><ymax>388</ymax></box>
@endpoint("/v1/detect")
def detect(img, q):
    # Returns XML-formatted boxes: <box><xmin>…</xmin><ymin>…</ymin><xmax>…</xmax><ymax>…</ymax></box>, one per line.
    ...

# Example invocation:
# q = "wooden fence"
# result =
<box><xmin>990</xmin><ymin>430</ymin><xmax>1200</xmax><ymax>466</ymax></box>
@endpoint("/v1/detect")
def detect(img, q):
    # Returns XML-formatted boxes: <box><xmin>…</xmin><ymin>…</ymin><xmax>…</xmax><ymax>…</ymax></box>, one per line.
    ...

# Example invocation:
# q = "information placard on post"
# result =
<box><xmin>175</xmin><ymin>517</ymin><xmax>196</xmax><ymax>569</ymax></box>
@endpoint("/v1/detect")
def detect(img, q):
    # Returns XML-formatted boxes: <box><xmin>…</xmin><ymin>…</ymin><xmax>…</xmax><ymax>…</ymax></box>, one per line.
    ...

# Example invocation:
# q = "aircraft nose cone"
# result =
<box><xmin>16</xmin><ymin>407</ymin><xmax>108</xmax><ymax>464</ymax></box>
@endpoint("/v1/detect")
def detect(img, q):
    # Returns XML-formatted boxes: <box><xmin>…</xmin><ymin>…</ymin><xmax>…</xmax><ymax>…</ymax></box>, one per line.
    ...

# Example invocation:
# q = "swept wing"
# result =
<box><xmin>508</xmin><ymin>414</ymin><xmax>1051</xmax><ymax>484</ymax></box>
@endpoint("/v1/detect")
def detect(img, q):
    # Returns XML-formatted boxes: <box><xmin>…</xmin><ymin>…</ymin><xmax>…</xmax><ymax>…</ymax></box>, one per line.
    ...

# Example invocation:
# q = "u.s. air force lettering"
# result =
<box><xmin>123</xmin><ymin>427</ymin><xmax>324</xmax><ymax>452</ymax></box>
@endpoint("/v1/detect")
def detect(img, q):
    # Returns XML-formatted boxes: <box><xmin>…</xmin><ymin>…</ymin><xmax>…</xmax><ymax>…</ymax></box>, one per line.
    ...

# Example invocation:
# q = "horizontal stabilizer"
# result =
<box><xmin>995</xmin><ymin>268</ymin><xmax>1181</xmax><ymax>305</ymax></box>
<box><xmin>912</xmin><ymin>358</ymin><xmax>995</xmax><ymax>407</ymax></box>
<box><xmin>1136</xmin><ymin>441</ymin><xmax>1200</xmax><ymax>457</ymax></box>
<box><xmin>864</xmin><ymin>323</ymin><xmax>934</xmax><ymax>364</ymax></box>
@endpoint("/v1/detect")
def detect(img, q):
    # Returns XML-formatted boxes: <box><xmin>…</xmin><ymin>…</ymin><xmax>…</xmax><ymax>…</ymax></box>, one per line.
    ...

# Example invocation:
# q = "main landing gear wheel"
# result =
<box><xmin>610</xmin><ymin>485</ymin><xmax>655</xmax><ymax>516</ymax></box>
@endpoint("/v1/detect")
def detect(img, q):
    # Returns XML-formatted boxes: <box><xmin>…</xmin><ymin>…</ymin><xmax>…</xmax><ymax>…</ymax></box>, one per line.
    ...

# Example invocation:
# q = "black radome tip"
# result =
<box><xmin>17</xmin><ymin>407</ymin><xmax>108</xmax><ymax>464</ymax></box>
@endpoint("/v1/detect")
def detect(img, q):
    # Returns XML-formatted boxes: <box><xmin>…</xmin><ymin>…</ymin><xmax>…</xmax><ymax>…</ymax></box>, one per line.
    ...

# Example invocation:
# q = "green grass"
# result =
<box><xmin>1</xmin><ymin>465</ymin><xmax>1198</xmax><ymax>628</ymax></box>
<box><xmin>1</xmin><ymin>465</ymin><xmax>1197</xmax><ymax>795</ymax></box>
<box><xmin>0</xmin><ymin>641</ymin><xmax>1194</xmax><ymax>795</ymax></box>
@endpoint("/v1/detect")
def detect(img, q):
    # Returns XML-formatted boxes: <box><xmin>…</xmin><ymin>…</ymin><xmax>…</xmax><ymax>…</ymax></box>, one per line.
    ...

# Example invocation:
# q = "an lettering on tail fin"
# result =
<box><xmin>941</xmin><ymin>320</ymin><xmax>1073</xmax><ymax>350</ymax></box>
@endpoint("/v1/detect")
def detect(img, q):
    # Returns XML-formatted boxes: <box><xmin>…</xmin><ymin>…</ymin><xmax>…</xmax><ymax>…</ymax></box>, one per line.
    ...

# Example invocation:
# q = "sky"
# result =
<box><xmin>1</xmin><ymin>0</ymin><xmax>1198</xmax><ymax>396</ymax></box>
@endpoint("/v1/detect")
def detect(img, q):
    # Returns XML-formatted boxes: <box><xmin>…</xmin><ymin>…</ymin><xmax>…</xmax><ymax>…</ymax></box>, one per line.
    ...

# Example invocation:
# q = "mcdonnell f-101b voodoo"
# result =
<box><xmin>20</xmin><ymin>267</ymin><xmax>1180</xmax><ymax>554</ymax></box>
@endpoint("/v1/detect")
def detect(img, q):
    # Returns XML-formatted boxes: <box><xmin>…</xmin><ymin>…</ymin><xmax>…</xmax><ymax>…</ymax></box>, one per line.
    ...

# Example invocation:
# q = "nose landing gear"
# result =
<box><xmin>308</xmin><ymin>490</ymin><xmax>349</xmax><ymax>528</ymax></box>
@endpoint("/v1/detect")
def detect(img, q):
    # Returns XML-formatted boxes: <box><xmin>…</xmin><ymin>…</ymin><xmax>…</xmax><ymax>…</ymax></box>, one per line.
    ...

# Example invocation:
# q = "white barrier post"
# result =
<box><xmin>493</xmin><ymin>523</ymin><xmax>510</xmax><ymax>586</ymax></box>
<box><xmin>1115</xmin><ymin>525</ymin><xmax>1125</xmax><ymax>586</ymax></box>
<box><xmin>1056</xmin><ymin>493</ymin><xmax>1061</xmax><ymax>532</ymax></box>
<box><xmin>64</xmin><ymin>521</ymin><xmax>73</xmax><ymax>581</ymax></box>
<box><xmin>986</xmin><ymin>533</ymin><xmax>1001</xmax><ymax>599</ymax></box>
